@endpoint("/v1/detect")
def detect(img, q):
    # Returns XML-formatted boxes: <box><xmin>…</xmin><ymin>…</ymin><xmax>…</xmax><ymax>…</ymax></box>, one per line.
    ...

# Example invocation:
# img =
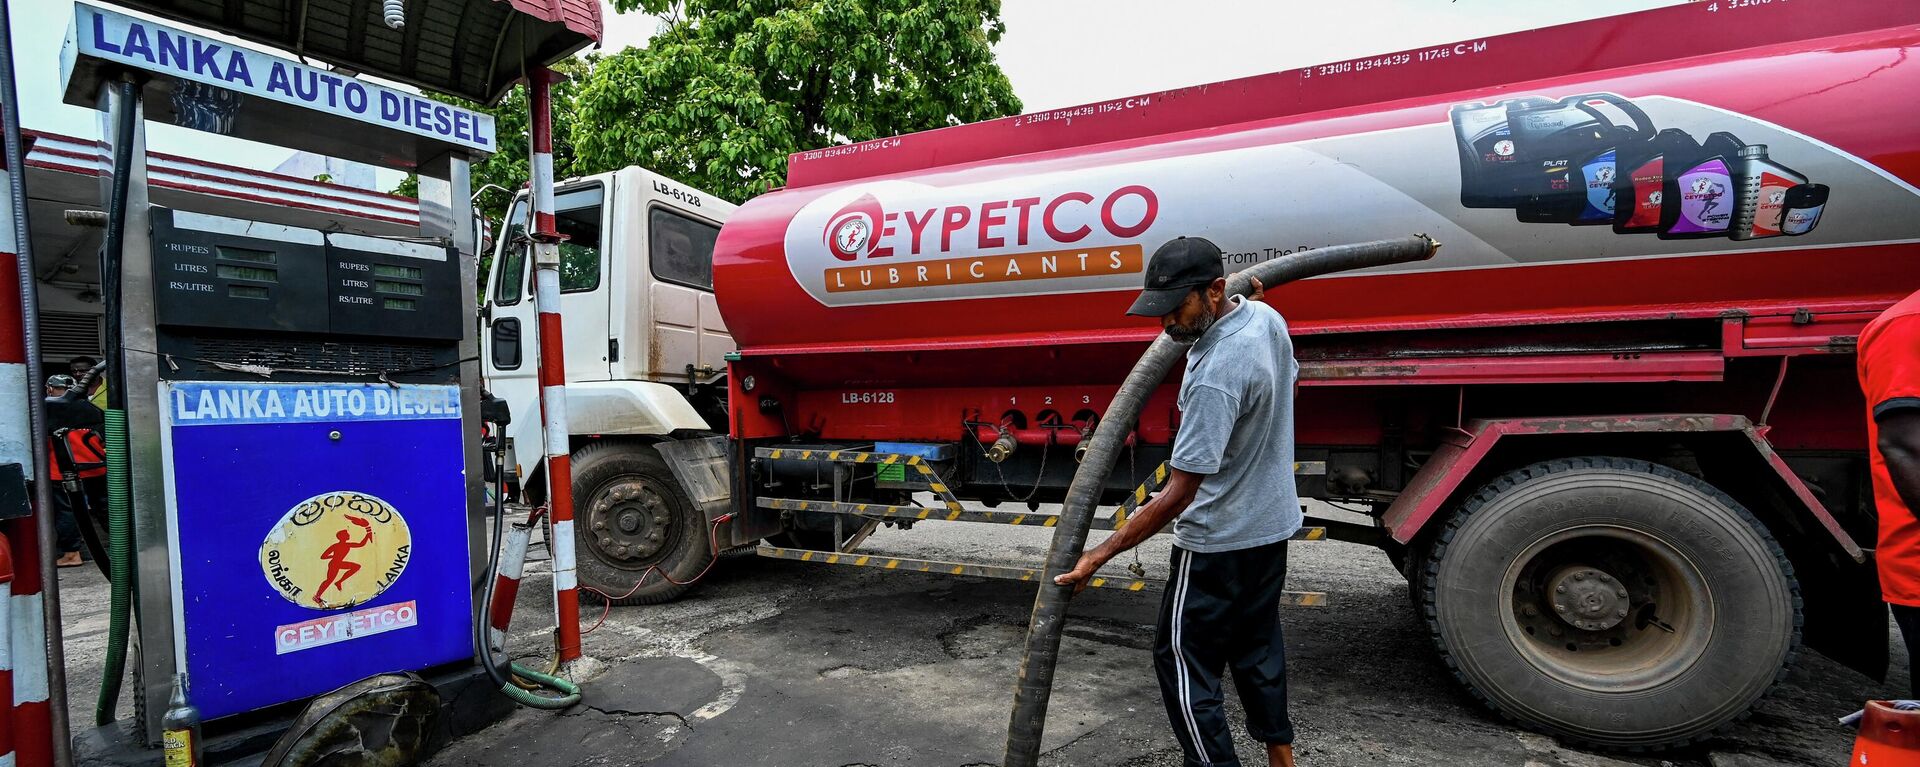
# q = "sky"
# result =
<box><xmin>9</xmin><ymin>0</ymin><xmax>1685</xmax><ymax>192</ymax></box>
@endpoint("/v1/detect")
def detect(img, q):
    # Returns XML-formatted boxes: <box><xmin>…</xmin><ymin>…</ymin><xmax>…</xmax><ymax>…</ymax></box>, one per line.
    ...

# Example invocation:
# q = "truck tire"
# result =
<box><xmin>1422</xmin><ymin>456</ymin><xmax>1801</xmax><ymax>751</ymax></box>
<box><xmin>570</xmin><ymin>441</ymin><xmax>714</xmax><ymax>605</ymax></box>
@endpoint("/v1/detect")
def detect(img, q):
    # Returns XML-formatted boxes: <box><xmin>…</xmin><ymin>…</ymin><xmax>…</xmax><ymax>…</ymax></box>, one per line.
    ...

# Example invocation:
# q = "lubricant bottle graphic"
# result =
<box><xmin>1660</xmin><ymin>131</ymin><xmax>1745</xmax><ymax>240</ymax></box>
<box><xmin>1612</xmin><ymin>128</ymin><xmax>1700</xmax><ymax>234</ymax></box>
<box><xmin>1452</xmin><ymin>96</ymin><xmax>1549</xmax><ymax>209</ymax></box>
<box><xmin>1571</xmin><ymin>127</ymin><xmax>1642</xmax><ymax>226</ymax></box>
<box><xmin>163</xmin><ymin>673</ymin><xmax>203</xmax><ymax>767</ymax></box>
<box><xmin>1730</xmin><ymin>144</ymin><xmax>1808</xmax><ymax>240</ymax></box>
<box><xmin>1507</xmin><ymin>95</ymin><xmax>1654</xmax><ymax>223</ymax></box>
<box><xmin>1781</xmin><ymin>184</ymin><xmax>1830</xmax><ymax>236</ymax></box>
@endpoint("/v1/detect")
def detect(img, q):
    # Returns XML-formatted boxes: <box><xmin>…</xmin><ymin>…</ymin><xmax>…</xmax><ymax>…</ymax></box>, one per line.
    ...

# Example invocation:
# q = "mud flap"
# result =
<box><xmin>656</xmin><ymin>436</ymin><xmax>762</xmax><ymax>545</ymax></box>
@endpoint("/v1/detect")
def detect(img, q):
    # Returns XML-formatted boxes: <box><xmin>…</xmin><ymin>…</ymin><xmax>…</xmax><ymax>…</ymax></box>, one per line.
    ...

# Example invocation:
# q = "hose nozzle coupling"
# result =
<box><xmin>1072</xmin><ymin>413</ymin><xmax>1099</xmax><ymax>464</ymax></box>
<box><xmin>986</xmin><ymin>429</ymin><xmax>1018</xmax><ymax>463</ymax></box>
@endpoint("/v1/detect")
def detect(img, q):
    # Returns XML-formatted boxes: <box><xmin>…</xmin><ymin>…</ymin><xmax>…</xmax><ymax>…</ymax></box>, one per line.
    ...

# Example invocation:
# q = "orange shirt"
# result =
<box><xmin>1860</xmin><ymin>289</ymin><xmax>1920</xmax><ymax>605</ymax></box>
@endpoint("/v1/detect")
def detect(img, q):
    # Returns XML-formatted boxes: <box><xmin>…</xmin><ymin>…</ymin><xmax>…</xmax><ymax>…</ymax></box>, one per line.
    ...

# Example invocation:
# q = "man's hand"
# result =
<box><xmin>1247</xmin><ymin>276</ymin><xmax>1265</xmax><ymax>302</ymax></box>
<box><xmin>1054</xmin><ymin>550</ymin><xmax>1105</xmax><ymax>595</ymax></box>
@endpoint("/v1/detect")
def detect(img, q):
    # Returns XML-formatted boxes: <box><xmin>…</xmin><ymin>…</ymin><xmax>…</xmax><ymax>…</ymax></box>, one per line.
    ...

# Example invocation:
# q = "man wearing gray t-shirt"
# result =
<box><xmin>1057</xmin><ymin>236</ymin><xmax>1299</xmax><ymax>767</ymax></box>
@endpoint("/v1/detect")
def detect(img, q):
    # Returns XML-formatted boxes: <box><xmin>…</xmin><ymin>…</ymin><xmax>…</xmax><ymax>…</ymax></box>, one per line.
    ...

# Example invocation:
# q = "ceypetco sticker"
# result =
<box><xmin>783</xmin><ymin>94</ymin><xmax>1920</xmax><ymax>310</ymax></box>
<box><xmin>274</xmin><ymin>600</ymin><xmax>418</xmax><ymax>654</ymax></box>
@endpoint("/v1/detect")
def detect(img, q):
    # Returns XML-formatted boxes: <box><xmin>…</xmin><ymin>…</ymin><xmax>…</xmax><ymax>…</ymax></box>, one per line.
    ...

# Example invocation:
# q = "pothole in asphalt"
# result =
<box><xmin>938</xmin><ymin>619</ymin><xmax>1025</xmax><ymax>660</ymax></box>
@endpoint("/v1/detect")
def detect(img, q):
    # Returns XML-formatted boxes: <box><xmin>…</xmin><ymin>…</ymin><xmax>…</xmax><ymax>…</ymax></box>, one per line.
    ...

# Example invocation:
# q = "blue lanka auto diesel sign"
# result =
<box><xmin>161</xmin><ymin>381</ymin><xmax>472</xmax><ymax>718</ymax></box>
<box><xmin>61</xmin><ymin>3</ymin><xmax>494</xmax><ymax>153</ymax></box>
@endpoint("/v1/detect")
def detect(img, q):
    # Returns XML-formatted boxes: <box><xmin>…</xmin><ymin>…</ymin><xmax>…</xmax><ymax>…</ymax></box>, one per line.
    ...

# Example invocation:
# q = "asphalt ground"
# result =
<box><xmin>51</xmin><ymin>503</ymin><xmax>1906</xmax><ymax>766</ymax></box>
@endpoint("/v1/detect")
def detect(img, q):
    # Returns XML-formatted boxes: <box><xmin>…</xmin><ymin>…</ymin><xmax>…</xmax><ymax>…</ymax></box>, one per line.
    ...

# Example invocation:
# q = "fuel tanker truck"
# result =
<box><xmin>479</xmin><ymin>0</ymin><xmax>1920</xmax><ymax>750</ymax></box>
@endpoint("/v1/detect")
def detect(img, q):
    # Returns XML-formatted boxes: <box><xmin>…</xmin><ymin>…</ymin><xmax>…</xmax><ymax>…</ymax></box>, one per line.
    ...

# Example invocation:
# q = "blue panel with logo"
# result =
<box><xmin>162</xmin><ymin>381</ymin><xmax>472</xmax><ymax>719</ymax></box>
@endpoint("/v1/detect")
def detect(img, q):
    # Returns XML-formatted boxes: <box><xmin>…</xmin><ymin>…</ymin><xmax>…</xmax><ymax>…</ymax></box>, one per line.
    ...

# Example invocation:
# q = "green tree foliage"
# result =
<box><xmin>570</xmin><ymin>0</ymin><xmax>1023</xmax><ymax>203</ymax></box>
<box><xmin>392</xmin><ymin>56</ymin><xmax>590</xmax><ymax>224</ymax></box>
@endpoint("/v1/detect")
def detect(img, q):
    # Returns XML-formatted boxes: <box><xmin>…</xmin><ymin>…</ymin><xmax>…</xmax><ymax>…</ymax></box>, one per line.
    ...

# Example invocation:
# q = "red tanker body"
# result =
<box><xmin>702</xmin><ymin>0</ymin><xmax>1920</xmax><ymax>751</ymax></box>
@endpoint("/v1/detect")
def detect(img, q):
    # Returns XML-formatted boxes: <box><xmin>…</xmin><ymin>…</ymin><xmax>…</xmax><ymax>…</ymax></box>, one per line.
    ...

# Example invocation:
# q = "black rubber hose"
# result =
<box><xmin>477</xmin><ymin>436</ymin><xmax>513</xmax><ymax>686</ymax></box>
<box><xmin>475</xmin><ymin>433</ymin><xmax>578</xmax><ymax>708</ymax></box>
<box><xmin>95</xmin><ymin>77</ymin><xmax>140</xmax><ymax>728</ymax></box>
<box><xmin>1002</xmin><ymin>235</ymin><xmax>1440</xmax><ymax>766</ymax></box>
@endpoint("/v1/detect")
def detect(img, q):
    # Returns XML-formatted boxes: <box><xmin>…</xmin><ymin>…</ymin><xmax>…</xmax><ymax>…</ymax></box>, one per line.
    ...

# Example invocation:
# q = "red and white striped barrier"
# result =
<box><xmin>487</xmin><ymin>522</ymin><xmax>532</xmax><ymax>654</ymax></box>
<box><xmin>526</xmin><ymin>66</ymin><xmax>582</xmax><ymax>664</ymax></box>
<box><xmin>4</xmin><ymin>522</ymin><xmax>51</xmax><ymax>767</ymax></box>
<box><xmin>4</xmin><ymin>157</ymin><xmax>52</xmax><ymax>767</ymax></box>
<box><xmin>0</xmin><ymin>535</ymin><xmax>13</xmax><ymax>766</ymax></box>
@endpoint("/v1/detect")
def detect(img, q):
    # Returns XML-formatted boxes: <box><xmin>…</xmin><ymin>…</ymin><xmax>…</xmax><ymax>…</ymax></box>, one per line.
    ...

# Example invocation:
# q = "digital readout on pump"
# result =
<box><xmin>149</xmin><ymin>208</ymin><xmax>461</xmax><ymax>339</ymax></box>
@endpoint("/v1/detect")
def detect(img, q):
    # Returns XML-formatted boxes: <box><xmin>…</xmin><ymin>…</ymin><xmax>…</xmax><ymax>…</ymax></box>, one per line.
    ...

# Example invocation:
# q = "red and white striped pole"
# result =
<box><xmin>0</xmin><ymin>536</ymin><xmax>14</xmax><ymax>765</ymax></box>
<box><xmin>526</xmin><ymin>65</ymin><xmax>582</xmax><ymax>664</ymax></box>
<box><xmin>486</xmin><ymin>522</ymin><xmax>532</xmax><ymax>654</ymax></box>
<box><xmin>5</xmin><ymin>520</ymin><xmax>51</xmax><ymax>767</ymax></box>
<box><xmin>3</xmin><ymin>150</ymin><xmax>53</xmax><ymax>767</ymax></box>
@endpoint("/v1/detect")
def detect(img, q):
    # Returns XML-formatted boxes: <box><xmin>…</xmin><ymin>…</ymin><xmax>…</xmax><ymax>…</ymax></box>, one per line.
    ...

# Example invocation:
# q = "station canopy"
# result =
<box><xmin>99</xmin><ymin>0</ymin><xmax>600</xmax><ymax>104</ymax></box>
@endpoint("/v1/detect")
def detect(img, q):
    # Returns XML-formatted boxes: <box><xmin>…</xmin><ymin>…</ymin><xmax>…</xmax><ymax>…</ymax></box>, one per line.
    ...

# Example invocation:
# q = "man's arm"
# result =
<box><xmin>1054</xmin><ymin>467</ymin><xmax>1203</xmax><ymax>592</ymax></box>
<box><xmin>1884</xmin><ymin>409</ymin><xmax>1920</xmax><ymax>514</ymax></box>
<box><xmin>1053</xmin><ymin>381</ymin><xmax>1237</xmax><ymax>593</ymax></box>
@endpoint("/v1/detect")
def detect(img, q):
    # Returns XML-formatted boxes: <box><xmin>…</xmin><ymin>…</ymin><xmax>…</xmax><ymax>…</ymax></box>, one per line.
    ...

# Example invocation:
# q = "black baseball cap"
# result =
<box><xmin>1126</xmin><ymin>237</ymin><xmax>1225</xmax><ymax>317</ymax></box>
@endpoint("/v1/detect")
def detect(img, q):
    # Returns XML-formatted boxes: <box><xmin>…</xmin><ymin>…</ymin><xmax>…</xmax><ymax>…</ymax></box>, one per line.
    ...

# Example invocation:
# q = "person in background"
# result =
<box><xmin>45</xmin><ymin>373</ymin><xmax>108</xmax><ymax>571</ymax></box>
<box><xmin>70</xmin><ymin>355</ymin><xmax>107</xmax><ymax>411</ymax></box>
<box><xmin>1860</xmin><ymin>287</ymin><xmax>1920</xmax><ymax>695</ymax></box>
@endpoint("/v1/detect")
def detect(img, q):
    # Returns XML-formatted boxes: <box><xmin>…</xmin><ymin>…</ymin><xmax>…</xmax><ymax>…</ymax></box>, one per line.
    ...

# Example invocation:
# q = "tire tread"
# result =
<box><xmin>1419</xmin><ymin>456</ymin><xmax>1803</xmax><ymax>752</ymax></box>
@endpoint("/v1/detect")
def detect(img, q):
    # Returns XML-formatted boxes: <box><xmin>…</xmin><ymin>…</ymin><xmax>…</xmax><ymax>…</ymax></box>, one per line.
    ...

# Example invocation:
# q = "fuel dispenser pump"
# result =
<box><xmin>59</xmin><ymin>1</ymin><xmax>501</xmax><ymax>746</ymax></box>
<box><xmin>149</xmin><ymin>208</ymin><xmax>475</xmax><ymax>719</ymax></box>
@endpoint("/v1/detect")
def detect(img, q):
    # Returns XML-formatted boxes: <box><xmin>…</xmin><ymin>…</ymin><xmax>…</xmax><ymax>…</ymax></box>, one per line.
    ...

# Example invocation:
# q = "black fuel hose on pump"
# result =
<box><xmin>1001</xmin><ymin>235</ymin><xmax>1442</xmax><ymax>767</ymax></box>
<box><xmin>95</xmin><ymin>76</ymin><xmax>140</xmax><ymax>727</ymax></box>
<box><xmin>475</xmin><ymin>415</ymin><xmax>579</xmax><ymax>709</ymax></box>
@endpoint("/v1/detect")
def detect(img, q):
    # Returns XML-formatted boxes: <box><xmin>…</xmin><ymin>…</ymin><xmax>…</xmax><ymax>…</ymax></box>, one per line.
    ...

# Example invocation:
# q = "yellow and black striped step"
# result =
<box><xmin>755</xmin><ymin>496</ymin><xmax>1324</xmax><ymax>539</ymax></box>
<box><xmin>752</xmin><ymin>544</ymin><xmax>1328</xmax><ymax>605</ymax></box>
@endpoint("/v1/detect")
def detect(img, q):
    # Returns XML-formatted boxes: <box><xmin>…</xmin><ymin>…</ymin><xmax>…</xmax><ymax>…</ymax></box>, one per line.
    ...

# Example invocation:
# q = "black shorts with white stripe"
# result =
<box><xmin>1154</xmin><ymin>539</ymin><xmax>1293</xmax><ymax>767</ymax></box>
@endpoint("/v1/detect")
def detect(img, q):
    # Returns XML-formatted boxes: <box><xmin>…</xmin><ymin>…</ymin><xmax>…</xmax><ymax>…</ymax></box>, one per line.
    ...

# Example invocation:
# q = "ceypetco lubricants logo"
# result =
<box><xmin>785</xmin><ymin>178</ymin><xmax>1159</xmax><ymax>306</ymax></box>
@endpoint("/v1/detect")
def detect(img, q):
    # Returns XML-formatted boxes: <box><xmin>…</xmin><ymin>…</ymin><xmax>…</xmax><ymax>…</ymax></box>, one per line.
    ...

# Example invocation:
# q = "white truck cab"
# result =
<box><xmin>481</xmin><ymin>168</ymin><xmax>736</xmax><ymax>602</ymax></box>
<box><xmin>483</xmin><ymin>167</ymin><xmax>734</xmax><ymax>465</ymax></box>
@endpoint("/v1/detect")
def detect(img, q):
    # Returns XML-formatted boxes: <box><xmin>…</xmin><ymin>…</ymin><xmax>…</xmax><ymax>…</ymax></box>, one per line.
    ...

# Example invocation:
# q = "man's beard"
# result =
<box><xmin>1165</xmin><ymin>310</ymin><xmax>1215</xmax><ymax>343</ymax></box>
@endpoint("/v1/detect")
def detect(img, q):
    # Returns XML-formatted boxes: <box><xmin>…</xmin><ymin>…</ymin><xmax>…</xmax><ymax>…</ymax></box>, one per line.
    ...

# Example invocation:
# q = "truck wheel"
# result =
<box><xmin>571</xmin><ymin>442</ymin><xmax>714</xmax><ymax>605</ymax></box>
<box><xmin>1422</xmin><ymin>456</ymin><xmax>1800</xmax><ymax>751</ymax></box>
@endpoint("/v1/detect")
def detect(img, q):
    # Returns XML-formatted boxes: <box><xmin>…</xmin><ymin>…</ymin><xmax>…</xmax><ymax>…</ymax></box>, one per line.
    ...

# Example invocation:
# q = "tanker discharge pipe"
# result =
<box><xmin>1002</xmin><ymin>235</ymin><xmax>1440</xmax><ymax>767</ymax></box>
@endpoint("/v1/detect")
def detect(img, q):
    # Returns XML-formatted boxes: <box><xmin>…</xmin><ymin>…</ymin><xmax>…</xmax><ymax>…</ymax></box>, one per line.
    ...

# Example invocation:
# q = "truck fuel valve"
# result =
<box><xmin>986</xmin><ymin>428</ymin><xmax>1019</xmax><ymax>464</ymax></box>
<box><xmin>1070</xmin><ymin>411</ymin><xmax>1101</xmax><ymax>463</ymax></box>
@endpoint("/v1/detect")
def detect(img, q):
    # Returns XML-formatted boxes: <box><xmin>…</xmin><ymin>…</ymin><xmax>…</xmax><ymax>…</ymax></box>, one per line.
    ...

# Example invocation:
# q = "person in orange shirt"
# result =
<box><xmin>1861</xmin><ymin>287</ymin><xmax>1920</xmax><ymax>695</ymax></box>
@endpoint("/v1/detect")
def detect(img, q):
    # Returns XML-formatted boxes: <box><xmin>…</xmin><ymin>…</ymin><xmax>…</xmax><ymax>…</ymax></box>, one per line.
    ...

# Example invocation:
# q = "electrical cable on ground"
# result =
<box><xmin>580</xmin><ymin>513</ymin><xmax>733</xmax><ymax>635</ymax></box>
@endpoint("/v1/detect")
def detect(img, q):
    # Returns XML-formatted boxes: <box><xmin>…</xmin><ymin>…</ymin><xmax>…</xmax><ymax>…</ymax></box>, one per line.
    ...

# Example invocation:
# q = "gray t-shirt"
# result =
<box><xmin>1168</xmin><ymin>295</ymin><xmax>1301</xmax><ymax>553</ymax></box>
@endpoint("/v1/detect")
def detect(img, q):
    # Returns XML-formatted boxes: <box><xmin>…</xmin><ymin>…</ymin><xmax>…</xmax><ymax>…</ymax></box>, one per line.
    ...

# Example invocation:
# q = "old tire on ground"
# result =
<box><xmin>1423</xmin><ymin>456</ymin><xmax>1800</xmax><ymax>751</ymax></box>
<box><xmin>571</xmin><ymin>441</ymin><xmax>713</xmax><ymax>605</ymax></box>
